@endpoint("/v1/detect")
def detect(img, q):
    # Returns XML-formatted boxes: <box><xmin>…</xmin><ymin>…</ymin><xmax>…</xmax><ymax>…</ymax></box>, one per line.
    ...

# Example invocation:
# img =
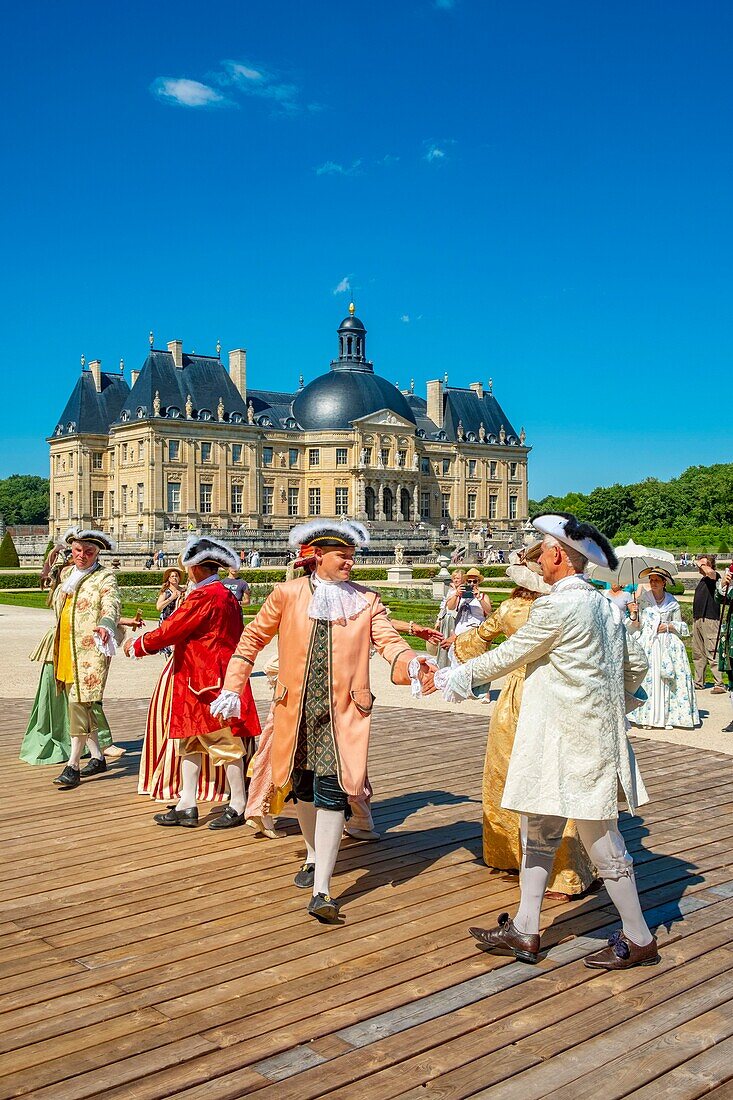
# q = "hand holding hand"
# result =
<box><xmin>420</xmin><ymin>666</ymin><xmax>437</xmax><ymax>695</ymax></box>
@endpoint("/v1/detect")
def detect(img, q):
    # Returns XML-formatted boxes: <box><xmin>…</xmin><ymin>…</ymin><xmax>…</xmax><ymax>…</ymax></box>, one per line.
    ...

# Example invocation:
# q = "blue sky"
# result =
<box><xmin>1</xmin><ymin>0</ymin><xmax>731</xmax><ymax>498</ymax></box>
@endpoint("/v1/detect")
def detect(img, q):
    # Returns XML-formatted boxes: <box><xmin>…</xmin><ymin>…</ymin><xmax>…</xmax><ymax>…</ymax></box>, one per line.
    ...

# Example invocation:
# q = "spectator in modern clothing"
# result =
<box><xmin>603</xmin><ymin>582</ymin><xmax>634</xmax><ymax>618</ymax></box>
<box><xmin>692</xmin><ymin>555</ymin><xmax>725</xmax><ymax>692</ymax></box>
<box><xmin>440</xmin><ymin>568</ymin><xmax>492</xmax><ymax>663</ymax></box>
<box><xmin>221</xmin><ymin>567</ymin><xmax>251</xmax><ymax>616</ymax></box>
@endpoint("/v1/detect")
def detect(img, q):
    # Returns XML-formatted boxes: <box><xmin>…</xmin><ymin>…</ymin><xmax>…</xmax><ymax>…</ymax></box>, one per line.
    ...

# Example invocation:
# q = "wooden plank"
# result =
<box><xmin>0</xmin><ymin>699</ymin><xmax>730</xmax><ymax>1100</ymax></box>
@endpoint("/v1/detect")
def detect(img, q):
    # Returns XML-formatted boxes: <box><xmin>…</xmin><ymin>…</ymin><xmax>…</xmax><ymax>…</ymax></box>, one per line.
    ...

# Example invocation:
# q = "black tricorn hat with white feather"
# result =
<box><xmin>181</xmin><ymin>536</ymin><xmax>239</xmax><ymax>571</ymax></box>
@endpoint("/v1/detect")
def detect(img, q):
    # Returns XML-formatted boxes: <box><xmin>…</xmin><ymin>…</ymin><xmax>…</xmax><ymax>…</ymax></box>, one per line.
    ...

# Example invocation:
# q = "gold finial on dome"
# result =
<box><xmin>348</xmin><ymin>301</ymin><xmax>356</xmax><ymax>316</ymax></box>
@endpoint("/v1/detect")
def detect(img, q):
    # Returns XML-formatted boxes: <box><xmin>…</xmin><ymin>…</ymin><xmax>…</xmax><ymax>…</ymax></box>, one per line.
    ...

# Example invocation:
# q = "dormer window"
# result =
<box><xmin>136</xmin><ymin>407</ymin><xmax>146</xmax><ymax>419</ymax></box>
<box><xmin>200</xmin><ymin>409</ymin><xmax>213</xmax><ymax>421</ymax></box>
<box><xmin>167</xmin><ymin>406</ymin><xmax>181</xmax><ymax>419</ymax></box>
<box><xmin>437</xmin><ymin>430</ymin><xmax>447</xmax><ymax>441</ymax></box>
<box><xmin>67</xmin><ymin>422</ymin><xmax>77</xmax><ymax>433</ymax></box>
<box><xmin>230</xmin><ymin>412</ymin><xmax>243</xmax><ymax>424</ymax></box>
<box><xmin>120</xmin><ymin>411</ymin><xmax>130</xmax><ymax>422</ymax></box>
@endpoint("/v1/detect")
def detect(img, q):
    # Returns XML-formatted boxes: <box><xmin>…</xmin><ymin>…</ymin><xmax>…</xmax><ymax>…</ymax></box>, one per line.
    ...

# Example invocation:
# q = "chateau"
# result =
<box><xmin>48</xmin><ymin>306</ymin><xmax>530</xmax><ymax>544</ymax></box>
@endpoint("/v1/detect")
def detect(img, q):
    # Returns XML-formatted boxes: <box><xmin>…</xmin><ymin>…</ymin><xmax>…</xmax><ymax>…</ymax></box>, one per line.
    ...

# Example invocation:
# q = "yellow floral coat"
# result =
<box><xmin>52</xmin><ymin>564</ymin><xmax>121</xmax><ymax>703</ymax></box>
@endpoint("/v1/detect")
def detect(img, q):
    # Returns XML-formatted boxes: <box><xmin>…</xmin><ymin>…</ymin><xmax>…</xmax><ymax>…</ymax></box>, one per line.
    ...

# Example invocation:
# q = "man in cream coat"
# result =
<box><xmin>430</xmin><ymin>513</ymin><xmax>659</xmax><ymax>971</ymax></box>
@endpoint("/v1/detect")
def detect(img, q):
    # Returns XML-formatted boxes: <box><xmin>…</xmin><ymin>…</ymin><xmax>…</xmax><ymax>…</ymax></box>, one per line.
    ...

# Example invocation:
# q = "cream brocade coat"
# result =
<box><xmin>462</xmin><ymin>579</ymin><xmax>649</xmax><ymax>821</ymax></box>
<box><xmin>51</xmin><ymin>564</ymin><xmax>121</xmax><ymax>703</ymax></box>
<box><xmin>456</xmin><ymin>597</ymin><xmax>596</xmax><ymax>895</ymax></box>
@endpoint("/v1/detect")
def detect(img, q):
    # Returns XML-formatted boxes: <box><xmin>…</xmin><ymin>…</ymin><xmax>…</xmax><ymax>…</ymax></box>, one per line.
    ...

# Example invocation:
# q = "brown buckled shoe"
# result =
<box><xmin>468</xmin><ymin>913</ymin><xmax>540</xmax><ymax>964</ymax></box>
<box><xmin>584</xmin><ymin>930</ymin><xmax>659</xmax><ymax>970</ymax></box>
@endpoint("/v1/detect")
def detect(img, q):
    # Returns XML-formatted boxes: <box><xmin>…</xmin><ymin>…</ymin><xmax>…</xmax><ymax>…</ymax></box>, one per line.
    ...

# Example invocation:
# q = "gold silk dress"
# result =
<box><xmin>455</xmin><ymin>596</ymin><xmax>596</xmax><ymax>896</ymax></box>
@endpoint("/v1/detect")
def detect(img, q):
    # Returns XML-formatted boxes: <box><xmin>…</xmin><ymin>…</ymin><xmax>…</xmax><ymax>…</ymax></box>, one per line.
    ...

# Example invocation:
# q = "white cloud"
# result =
<box><xmin>425</xmin><ymin>143</ymin><xmax>447</xmax><ymax>162</ymax></box>
<box><xmin>152</xmin><ymin>78</ymin><xmax>228</xmax><ymax>108</ymax></box>
<box><xmin>401</xmin><ymin>314</ymin><xmax>411</xmax><ymax>323</ymax></box>
<box><xmin>315</xmin><ymin>159</ymin><xmax>362</xmax><ymax>176</ymax></box>
<box><xmin>219</xmin><ymin>59</ymin><xmax>302</xmax><ymax>113</ymax></box>
<box><xmin>333</xmin><ymin>276</ymin><xmax>353</xmax><ymax>295</ymax></box>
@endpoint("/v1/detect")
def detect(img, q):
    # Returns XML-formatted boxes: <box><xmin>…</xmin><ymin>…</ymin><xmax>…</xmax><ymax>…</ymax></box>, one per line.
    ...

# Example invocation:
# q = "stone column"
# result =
<box><xmin>396</xmin><ymin>482</ymin><xmax>404</xmax><ymax>522</ymax></box>
<box><xmin>377</xmin><ymin>482</ymin><xmax>385</xmax><ymax>521</ymax></box>
<box><xmin>413</xmin><ymin>483</ymin><xmax>420</xmax><ymax>522</ymax></box>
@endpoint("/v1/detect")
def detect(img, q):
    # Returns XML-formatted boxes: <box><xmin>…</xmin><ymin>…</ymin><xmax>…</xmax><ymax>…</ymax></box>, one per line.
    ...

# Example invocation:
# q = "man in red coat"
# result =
<box><xmin>124</xmin><ymin>536</ymin><xmax>261</xmax><ymax>829</ymax></box>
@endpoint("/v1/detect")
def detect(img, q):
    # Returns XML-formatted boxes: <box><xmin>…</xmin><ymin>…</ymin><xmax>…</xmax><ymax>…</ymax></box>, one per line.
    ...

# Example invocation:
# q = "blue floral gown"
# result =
<box><xmin>630</xmin><ymin>592</ymin><xmax>699</xmax><ymax>729</ymax></box>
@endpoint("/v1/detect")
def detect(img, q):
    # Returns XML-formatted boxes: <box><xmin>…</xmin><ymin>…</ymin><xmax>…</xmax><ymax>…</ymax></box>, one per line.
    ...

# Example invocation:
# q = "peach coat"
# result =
<box><xmin>223</xmin><ymin>576</ymin><xmax>415</xmax><ymax>796</ymax></box>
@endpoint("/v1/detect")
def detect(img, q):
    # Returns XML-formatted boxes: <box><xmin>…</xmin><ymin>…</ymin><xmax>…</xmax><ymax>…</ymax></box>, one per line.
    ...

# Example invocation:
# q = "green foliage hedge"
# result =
<box><xmin>530</xmin><ymin>463</ymin><xmax>733</xmax><ymax>542</ymax></box>
<box><xmin>0</xmin><ymin>532</ymin><xmax>20</xmax><ymax>568</ymax></box>
<box><xmin>0</xmin><ymin>475</ymin><xmax>50</xmax><ymax>524</ymax></box>
<box><xmin>0</xmin><ymin>570</ymin><xmax>38</xmax><ymax>588</ymax></box>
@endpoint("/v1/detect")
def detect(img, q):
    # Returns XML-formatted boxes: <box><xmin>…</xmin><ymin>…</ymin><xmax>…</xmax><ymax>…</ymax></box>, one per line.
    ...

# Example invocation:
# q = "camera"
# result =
<box><xmin>461</xmin><ymin>583</ymin><xmax>474</xmax><ymax>599</ymax></box>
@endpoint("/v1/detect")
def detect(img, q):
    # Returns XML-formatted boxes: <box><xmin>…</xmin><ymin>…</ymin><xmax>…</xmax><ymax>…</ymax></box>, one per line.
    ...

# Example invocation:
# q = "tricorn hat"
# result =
<box><xmin>62</xmin><ymin>527</ymin><xmax>115</xmax><ymax>552</ymax></box>
<box><xmin>181</xmin><ymin>536</ymin><xmax>239</xmax><ymax>571</ymax></box>
<box><xmin>288</xmin><ymin>520</ymin><xmax>369</xmax><ymax>564</ymax></box>
<box><xmin>531</xmin><ymin>513</ymin><xmax>618</xmax><ymax>570</ymax></box>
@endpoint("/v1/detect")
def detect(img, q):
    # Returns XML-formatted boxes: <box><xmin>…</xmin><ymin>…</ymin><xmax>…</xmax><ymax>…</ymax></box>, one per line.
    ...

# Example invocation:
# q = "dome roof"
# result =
<box><xmin>293</xmin><ymin>370</ymin><xmax>417</xmax><ymax>430</ymax></box>
<box><xmin>338</xmin><ymin>314</ymin><xmax>366</xmax><ymax>332</ymax></box>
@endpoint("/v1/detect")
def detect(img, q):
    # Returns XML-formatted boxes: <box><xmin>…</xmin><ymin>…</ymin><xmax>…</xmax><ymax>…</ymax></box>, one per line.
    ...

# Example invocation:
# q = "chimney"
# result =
<box><xmin>469</xmin><ymin>381</ymin><xmax>484</xmax><ymax>399</ymax></box>
<box><xmin>168</xmin><ymin>340</ymin><xmax>183</xmax><ymax>368</ymax></box>
<box><xmin>229</xmin><ymin>348</ymin><xmax>247</xmax><ymax>401</ymax></box>
<box><xmin>89</xmin><ymin>359</ymin><xmax>102</xmax><ymax>393</ymax></box>
<box><xmin>131</xmin><ymin>369</ymin><xmax>140</xmax><ymax>386</ymax></box>
<box><xmin>426</xmin><ymin>379</ymin><xmax>444</xmax><ymax>428</ymax></box>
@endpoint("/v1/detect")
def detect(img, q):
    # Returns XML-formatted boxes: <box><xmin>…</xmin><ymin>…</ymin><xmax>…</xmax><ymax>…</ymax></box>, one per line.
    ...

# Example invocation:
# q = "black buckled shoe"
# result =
<box><xmin>54</xmin><ymin>765</ymin><xmax>81</xmax><ymax>789</ymax></box>
<box><xmin>79</xmin><ymin>756</ymin><xmax>107</xmax><ymax>778</ymax></box>
<box><xmin>308</xmin><ymin>893</ymin><xmax>340</xmax><ymax>922</ymax></box>
<box><xmin>153</xmin><ymin>806</ymin><xmax>199</xmax><ymax>827</ymax></box>
<box><xmin>208</xmin><ymin>806</ymin><xmax>245</xmax><ymax>830</ymax></box>
<box><xmin>294</xmin><ymin>862</ymin><xmax>315</xmax><ymax>889</ymax></box>
<box><xmin>469</xmin><ymin>913</ymin><xmax>540</xmax><ymax>964</ymax></box>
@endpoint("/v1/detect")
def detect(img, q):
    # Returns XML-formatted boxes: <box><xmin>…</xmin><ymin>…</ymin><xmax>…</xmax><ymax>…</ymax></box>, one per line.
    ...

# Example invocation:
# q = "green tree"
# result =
<box><xmin>0</xmin><ymin>475</ymin><xmax>50</xmax><ymax>524</ymax></box>
<box><xmin>0</xmin><ymin>532</ymin><xmax>20</xmax><ymax>567</ymax></box>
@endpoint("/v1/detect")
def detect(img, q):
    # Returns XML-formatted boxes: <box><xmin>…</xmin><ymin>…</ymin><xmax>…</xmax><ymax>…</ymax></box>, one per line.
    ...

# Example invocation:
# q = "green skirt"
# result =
<box><xmin>19</xmin><ymin>663</ymin><xmax>112</xmax><ymax>765</ymax></box>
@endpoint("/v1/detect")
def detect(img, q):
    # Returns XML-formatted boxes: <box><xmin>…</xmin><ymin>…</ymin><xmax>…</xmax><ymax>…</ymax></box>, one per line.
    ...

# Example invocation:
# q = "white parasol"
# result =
<box><xmin>590</xmin><ymin>538</ymin><xmax>678</xmax><ymax>587</ymax></box>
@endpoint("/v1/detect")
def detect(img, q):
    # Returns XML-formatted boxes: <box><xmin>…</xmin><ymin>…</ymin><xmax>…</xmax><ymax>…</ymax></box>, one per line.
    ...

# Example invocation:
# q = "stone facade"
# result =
<box><xmin>48</xmin><ymin>310</ymin><xmax>530</xmax><ymax>544</ymax></box>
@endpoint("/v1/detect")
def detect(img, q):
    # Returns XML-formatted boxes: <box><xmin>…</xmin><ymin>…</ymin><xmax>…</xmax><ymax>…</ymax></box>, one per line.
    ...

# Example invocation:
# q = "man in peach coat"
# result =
<box><xmin>212</xmin><ymin>520</ymin><xmax>432</xmax><ymax>923</ymax></box>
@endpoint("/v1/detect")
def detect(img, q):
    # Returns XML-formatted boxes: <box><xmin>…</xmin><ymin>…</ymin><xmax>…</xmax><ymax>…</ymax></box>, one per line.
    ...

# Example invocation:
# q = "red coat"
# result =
<box><xmin>133</xmin><ymin>580</ymin><xmax>260</xmax><ymax>741</ymax></box>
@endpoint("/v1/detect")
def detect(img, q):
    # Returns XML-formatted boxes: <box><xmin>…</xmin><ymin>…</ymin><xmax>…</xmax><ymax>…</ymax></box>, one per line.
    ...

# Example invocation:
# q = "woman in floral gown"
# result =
<box><xmin>628</xmin><ymin>567</ymin><xmax>699</xmax><ymax>730</ymax></box>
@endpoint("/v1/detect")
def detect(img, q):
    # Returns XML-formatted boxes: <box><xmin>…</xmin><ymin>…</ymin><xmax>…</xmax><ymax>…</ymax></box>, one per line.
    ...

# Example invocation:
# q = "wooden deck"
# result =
<box><xmin>1</xmin><ymin>697</ymin><xmax>732</xmax><ymax>1100</ymax></box>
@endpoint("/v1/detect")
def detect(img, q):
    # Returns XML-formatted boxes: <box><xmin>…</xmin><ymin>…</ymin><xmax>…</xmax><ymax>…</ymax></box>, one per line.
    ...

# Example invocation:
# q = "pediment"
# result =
<box><xmin>351</xmin><ymin>408</ymin><xmax>416</xmax><ymax>431</ymax></box>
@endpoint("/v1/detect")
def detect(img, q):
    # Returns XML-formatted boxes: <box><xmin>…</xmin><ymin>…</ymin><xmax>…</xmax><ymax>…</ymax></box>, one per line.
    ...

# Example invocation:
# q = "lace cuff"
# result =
<box><xmin>434</xmin><ymin>663</ymin><xmax>474</xmax><ymax>703</ymax></box>
<box><xmin>408</xmin><ymin>656</ymin><xmax>437</xmax><ymax>698</ymax></box>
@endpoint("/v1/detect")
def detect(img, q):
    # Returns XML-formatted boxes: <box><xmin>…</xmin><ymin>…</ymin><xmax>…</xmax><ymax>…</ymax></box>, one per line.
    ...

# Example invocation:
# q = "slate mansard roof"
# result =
<box><xmin>51</xmin><ymin>371</ymin><xmax>130</xmax><ymax>438</ymax></box>
<box><xmin>51</xmin><ymin>317</ymin><xmax>524</xmax><ymax>444</ymax></box>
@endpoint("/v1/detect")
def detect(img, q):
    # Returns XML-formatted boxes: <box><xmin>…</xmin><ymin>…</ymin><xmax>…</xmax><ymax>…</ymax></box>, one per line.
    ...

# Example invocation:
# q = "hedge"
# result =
<box><xmin>0</xmin><ymin>533</ymin><xmax>20</xmax><ymax>568</ymax></box>
<box><xmin>0</xmin><ymin>572</ymin><xmax>41</xmax><ymax>589</ymax></box>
